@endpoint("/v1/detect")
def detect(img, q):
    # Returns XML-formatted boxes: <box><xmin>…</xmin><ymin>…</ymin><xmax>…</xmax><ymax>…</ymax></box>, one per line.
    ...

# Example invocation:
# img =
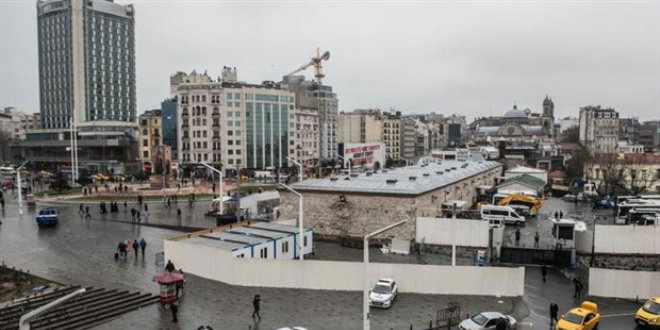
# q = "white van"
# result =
<box><xmin>480</xmin><ymin>205</ymin><xmax>525</xmax><ymax>225</ymax></box>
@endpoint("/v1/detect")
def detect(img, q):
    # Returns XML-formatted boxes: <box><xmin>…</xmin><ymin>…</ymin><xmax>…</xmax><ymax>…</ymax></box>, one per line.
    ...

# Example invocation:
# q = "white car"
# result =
<box><xmin>369</xmin><ymin>278</ymin><xmax>398</xmax><ymax>308</ymax></box>
<box><xmin>458</xmin><ymin>312</ymin><xmax>517</xmax><ymax>330</ymax></box>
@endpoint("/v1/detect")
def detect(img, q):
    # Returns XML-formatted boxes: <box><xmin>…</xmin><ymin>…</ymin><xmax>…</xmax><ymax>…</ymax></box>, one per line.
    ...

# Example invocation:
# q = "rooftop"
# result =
<box><xmin>287</xmin><ymin>160</ymin><xmax>501</xmax><ymax>196</ymax></box>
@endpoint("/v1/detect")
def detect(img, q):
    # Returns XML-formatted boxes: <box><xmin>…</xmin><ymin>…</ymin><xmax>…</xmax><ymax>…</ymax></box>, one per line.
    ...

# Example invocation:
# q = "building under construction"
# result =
<box><xmin>281</xmin><ymin>50</ymin><xmax>339</xmax><ymax>170</ymax></box>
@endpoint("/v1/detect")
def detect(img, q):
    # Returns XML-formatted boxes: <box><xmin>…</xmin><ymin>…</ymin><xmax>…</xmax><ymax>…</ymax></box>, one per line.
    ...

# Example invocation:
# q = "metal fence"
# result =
<box><xmin>500</xmin><ymin>246</ymin><xmax>573</xmax><ymax>268</ymax></box>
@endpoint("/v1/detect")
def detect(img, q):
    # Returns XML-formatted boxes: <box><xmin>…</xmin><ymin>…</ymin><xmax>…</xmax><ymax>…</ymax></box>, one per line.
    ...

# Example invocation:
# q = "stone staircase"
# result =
<box><xmin>0</xmin><ymin>285</ymin><xmax>158</xmax><ymax>330</ymax></box>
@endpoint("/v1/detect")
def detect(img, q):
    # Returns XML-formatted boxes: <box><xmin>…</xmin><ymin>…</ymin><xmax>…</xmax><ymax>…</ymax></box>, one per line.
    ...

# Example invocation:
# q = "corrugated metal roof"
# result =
<box><xmin>228</xmin><ymin>227</ymin><xmax>290</xmax><ymax>240</ymax></box>
<box><xmin>180</xmin><ymin>236</ymin><xmax>248</xmax><ymax>252</ymax></box>
<box><xmin>203</xmin><ymin>232</ymin><xmax>271</xmax><ymax>245</ymax></box>
<box><xmin>288</xmin><ymin>160</ymin><xmax>501</xmax><ymax>195</ymax></box>
<box><xmin>249</xmin><ymin>222</ymin><xmax>312</xmax><ymax>233</ymax></box>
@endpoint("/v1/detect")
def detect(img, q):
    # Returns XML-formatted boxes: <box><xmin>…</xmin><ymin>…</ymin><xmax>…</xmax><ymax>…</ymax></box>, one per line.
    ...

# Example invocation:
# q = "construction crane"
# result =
<box><xmin>286</xmin><ymin>48</ymin><xmax>330</xmax><ymax>84</ymax></box>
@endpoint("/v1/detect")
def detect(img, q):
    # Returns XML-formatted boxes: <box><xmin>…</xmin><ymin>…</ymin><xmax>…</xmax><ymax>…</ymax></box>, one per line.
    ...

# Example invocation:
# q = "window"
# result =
<box><xmin>282</xmin><ymin>241</ymin><xmax>289</xmax><ymax>253</ymax></box>
<box><xmin>142</xmin><ymin>151</ymin><xmax>148</xmax><ymax>157</ymax></box>
<box><xmin>142</xmin><ymin>139</ymin><xmax>148</xmax><ymax>146</ymax></box>
<box><xmin>142</xmin><ymin>128</ymin><xmax>148</xmax><ymax>135</ymax></box>
<box><xmin>260</xmin><ymin>247</ymin><xmax>268</xmax><ymax>258</ymax></box>
<box><xmin>202</xmin><ymin>95</ymin><xmax>206</xmax><ymax>102</ymax></box>
<box><xmin>228</xmin><ymin>150</ymin><xmax>233</xmax><ymax>155</ymax></box>
<box><xmin>303</xmin><ymin>236</ymin><xmax>308</xmax><ymax>247</ymax></box>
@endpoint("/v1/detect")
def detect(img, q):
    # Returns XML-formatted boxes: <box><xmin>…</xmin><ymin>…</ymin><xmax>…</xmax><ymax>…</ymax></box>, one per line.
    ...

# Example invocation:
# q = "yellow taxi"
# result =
<box><xmin>555</xmin><ymin>301</ymin><xmax>600</xmax><ymax>330</ymax></box>
<box><xmin>635</xmin><ymin>297</ymin><xmax>660</xmax><ymax>328</ymax></box>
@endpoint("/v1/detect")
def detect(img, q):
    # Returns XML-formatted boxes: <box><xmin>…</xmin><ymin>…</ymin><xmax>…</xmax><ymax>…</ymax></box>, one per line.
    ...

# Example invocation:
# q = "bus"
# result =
<box><xmin>616</xmin><ymin>200</ymin><xmax>660</xmax><ymax>220</ymax></box>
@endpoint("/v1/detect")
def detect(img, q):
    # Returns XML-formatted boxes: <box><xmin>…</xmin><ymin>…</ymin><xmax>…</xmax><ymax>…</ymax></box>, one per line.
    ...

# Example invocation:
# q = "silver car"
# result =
<box><xmin>458</xmin><ymin>312</ymin><xmax>517</xmax><ymax>330</ymax></box>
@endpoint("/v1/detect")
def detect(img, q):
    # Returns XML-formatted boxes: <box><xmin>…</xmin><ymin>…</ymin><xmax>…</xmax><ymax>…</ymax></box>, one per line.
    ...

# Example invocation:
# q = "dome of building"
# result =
<box><xmin>503</xmin><ymin>105</ymin><xmax>527</xmax><ymax>118</ymax></box>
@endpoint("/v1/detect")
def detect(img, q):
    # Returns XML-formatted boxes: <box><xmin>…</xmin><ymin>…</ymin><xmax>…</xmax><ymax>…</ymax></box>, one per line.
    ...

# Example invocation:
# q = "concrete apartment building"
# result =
<box><xmin>14</xmin><ymin>0</ymin><xmax>138</xmax><ymax>172</ymax></box>
<box><xmin>282</xmin><ymin>75</ymin><xmax>338</xmax><ymax>164</ymax></box>
<box><xmin>295</xmin><ymin>106</ymin><xmax>319</xmax><ymax>168</ymax></box>
<box><xmin>172</xmin><ymin>68</ymin><xmax>298</xmax><ymax>172</ymax></box>
<box><xmin>579</xmin><ymin>106</ymin><xmax>620</xmax><ymax>153</ymax></box>
<box><xmin>138</xmin><ymin>110</ymin><xmax>162</xmax><ymax>163</ymax></box>
<box><xmin>401</xmin><ymin>117</ymin><xmax>417</xmax><ymax>161</ymax></box>
<box><xmin>337</xmin><ymin>109</ymin><xmax>383</xmax><ymax>144</ymax></box>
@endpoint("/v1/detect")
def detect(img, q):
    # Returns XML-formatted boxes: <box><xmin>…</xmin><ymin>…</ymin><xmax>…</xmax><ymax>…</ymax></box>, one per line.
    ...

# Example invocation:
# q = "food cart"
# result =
<box><xmin>152</xmin><ymin>271</ymin><xmax>185</xmax><ymax>308</ymax></box>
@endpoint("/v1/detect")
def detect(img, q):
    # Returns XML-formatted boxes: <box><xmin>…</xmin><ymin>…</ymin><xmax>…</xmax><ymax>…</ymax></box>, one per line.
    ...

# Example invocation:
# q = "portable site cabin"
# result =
<box><xmin>550</xmin><ymin>217</ymin><xmax>587</xmax><ymax>250</ymax></box>
<box><xmin>202</xmin><ymin>231</ymin><xmax>274</xmax><ymax>259</ymax></box>
<box><xmin>249</xmin><ymin>222</ymin><xmax>314</xmax><ymax>258</ymax></box>
<box><xmin>227</xmin><ymin>227</ymin><xmax>296</xmax><ymax>259</ymax></box>
<box><xmin>180</xmin><ymin>236</ymin><xmax>251</xmax><ymax>258</ymax></box>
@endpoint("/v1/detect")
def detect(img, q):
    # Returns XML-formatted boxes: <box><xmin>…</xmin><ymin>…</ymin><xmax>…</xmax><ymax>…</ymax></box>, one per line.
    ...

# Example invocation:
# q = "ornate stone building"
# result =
<box><xmin>471</xmin><ymin>96</ymin><xmax>555</xmax><ymax>144</ymax></box>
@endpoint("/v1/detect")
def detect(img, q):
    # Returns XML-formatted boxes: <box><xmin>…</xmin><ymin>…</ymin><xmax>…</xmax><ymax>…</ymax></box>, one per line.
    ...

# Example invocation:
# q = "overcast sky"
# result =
<box><xmin>1</xmin><ymin>0</ymin><xmax>659</xmax><ymax>122</ymax></box>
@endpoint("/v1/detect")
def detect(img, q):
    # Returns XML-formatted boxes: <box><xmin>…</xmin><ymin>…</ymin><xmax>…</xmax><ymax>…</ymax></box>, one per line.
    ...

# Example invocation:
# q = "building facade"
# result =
<box><xmin>138</xmin><ymin>109</ymin><xmax>162</xmax><ymax>163</ymax></box>
<box><xmin>37</xmin><ymin>0</ymin><xmax>136</xmax><ymax>128</ymax></box>
<box><xmin>295</xmin><ymin>106</ymin><xmax>319</xmax><ymax>168</ymax></box>
<box><xmin>161</xmin><ymin>99</ymin><xmax>178</xmax><ymax>161</ymax></box>
<box><xmin>282</xmin><ymin>75</ymin><xmax>338</xmax><ymax>164</ymax></box>
<box><xmin>172</xmin><ymin>69</ymin><xmax>298</xmax><ymax>172</ymax></box>
<box><xmin>579</xmin><ymin>106</ymin><xmax>620</xmax><ymax>153</ymax></box>
<box><xmin>278</xmin><ymin>160</ymin><xmax>502</xmax><ymax>240</ymax></box>
<box><xmin>15</xmin><ymin>0</ymin><xmax>139</xmax><ymax>173</ymax></box>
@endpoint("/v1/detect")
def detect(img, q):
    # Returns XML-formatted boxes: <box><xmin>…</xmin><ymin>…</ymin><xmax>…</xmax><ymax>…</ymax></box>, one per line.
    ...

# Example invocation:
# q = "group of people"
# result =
<box><xmin>115</xmin><ymin>238</ymin><xmax>147</xmax><ymax>259</ymax></box>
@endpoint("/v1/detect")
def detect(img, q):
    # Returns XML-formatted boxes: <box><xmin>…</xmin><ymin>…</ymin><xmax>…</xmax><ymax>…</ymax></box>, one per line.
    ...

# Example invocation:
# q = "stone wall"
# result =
<box><xmin>279</xmin><ymin>166</ymin><xmax>501</xmax><ymax>240</ymax></box>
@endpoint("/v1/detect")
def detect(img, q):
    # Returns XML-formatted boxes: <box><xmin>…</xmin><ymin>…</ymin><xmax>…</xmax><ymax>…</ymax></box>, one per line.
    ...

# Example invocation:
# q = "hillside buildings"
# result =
<box><xmin>579</xmin><ymin>106</ymin><xmax>620</xmax><ymax>153</ymax></box>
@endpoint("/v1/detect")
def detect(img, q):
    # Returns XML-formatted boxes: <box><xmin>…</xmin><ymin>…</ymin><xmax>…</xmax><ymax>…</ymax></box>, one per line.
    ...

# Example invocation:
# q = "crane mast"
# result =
<box><xmin>286</xmin><ymin>48</ymin><xmax>330</xmax><ymax>84</ymax></box>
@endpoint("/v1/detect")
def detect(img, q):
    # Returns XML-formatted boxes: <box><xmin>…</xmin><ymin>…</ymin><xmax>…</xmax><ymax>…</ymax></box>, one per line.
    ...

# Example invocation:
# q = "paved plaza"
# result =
<box><xmin>0</xmin><ymin>195</ymin><xmax>643</xmax><ymax>329</ymax></box>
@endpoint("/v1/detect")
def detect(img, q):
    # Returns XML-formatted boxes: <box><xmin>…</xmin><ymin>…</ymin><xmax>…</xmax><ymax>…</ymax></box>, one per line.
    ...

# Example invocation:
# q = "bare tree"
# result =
<box><xmin>565</xmin><ymin>144</ymin><xmax>591</xmax><ymax>181</ymax></box>
<box><xmin>617</xmin><ymin>154</ymin><xmax>659</xmax><ymax>195</ymax></box>
<box><xmin>587</xmin><ymin>153</ymin><xmax>625</xmax><ymax>197</ymax></box>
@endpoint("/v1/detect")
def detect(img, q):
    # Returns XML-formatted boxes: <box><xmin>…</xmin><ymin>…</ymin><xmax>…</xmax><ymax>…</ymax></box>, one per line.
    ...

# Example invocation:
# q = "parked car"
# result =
<box><xmin>458</xmin><ymin>312</ymin><xmax>517</xmax><ymax>330</ymax></box>
<box><xmin>555</xmin><ymin>301</ymin><xmax>600</xmax><ymax>330</ymax></box>
<box><xmin>635</xmin><ymin>296</ymin><xmax>660</xmax><ymax>329</ymax></box>
<box><xmin>36</xmin><ymin>208</ymin><xmax>58</xmax><ymax>227</ymax></box>
<box><xmin>368</xmin><ymin>278</ymin><xmax>398</xmax><ymax>308</ymax></box>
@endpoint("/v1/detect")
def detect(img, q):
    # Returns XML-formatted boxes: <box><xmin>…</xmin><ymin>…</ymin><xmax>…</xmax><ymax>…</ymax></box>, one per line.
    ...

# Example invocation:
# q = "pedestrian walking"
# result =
<box><xmin>550</xmin><ymin>302</ymin><xmax>559</xmax><ymax>326</ymax></box>
<box><xmin>495</xmin><ymin>317</ymin><xmax>507</xmax><ymax>330</ymax></box>
<box><xmin>541</xmin><ymin>264</ymin><xmax>547</xmax><ymax>283</ymax></box>
<box><xmin>123</xmin><ymin>200</ymin><xmax>127</xmax><ymax>210</ymax></box>
<box><xmin>136</xmin><ymin>210</ymin><xmax>141</xmax><ymax>223</ymax></box>
<box><xmin>144</xmin><ymin>203</ymin><xmax>148</xmax><ymax>212</ymax></box>
<box><xmin>85</xmin><ymin>206</ymin><xmax>91</xmax><ymax>219</ymax></box>
<box><xmin>167</xmin><ymin>198</ymin><xmax>171</xmax><ymax>209</ymax></box>
<box><xmin>252</xmin><ymin>294</ymin><xmax>262</xmax><ymax>320</ymax></box>
<box><xmin>559</xmin><ymin>210</ymin><xmax>564</xmax><ymax>219</ymax></box>
<box><xmin>79</xmin><ymin>203</ymin><xmax>84</xmax><ymax>215</ymax></box>
<box><xmin>130</xmin><ymin>208</ymin><xmax>136</xmax><ymax>221</ymax></box>
<box><xmin>573</xmin><ymin>277</ymin><xmax>583</xmax><ymax>299</ymax></box>
<box><xmin>515</xmin><ymin>228</ymin><xmax>521</xmax><ymax>246</ymax></box>
<box><xmin>170</xmin><ymin>301</ymin><xmax>179</xmax><ymax>323</ymax></box>
<box><xmin>534</xmin><ymin>231</ymin><xmax>540</xmax><ymax>248</ymax></box>
<box><xmin>132</xmin><ymin>239</ymin><xmax>139</xmax><ymax>258</ymax></box>
<box><xmin>554</xmin><ymin>211</ymin><xmax>559</xmax><ymax>219</ymax></box>
<box><xmin>139</xmin><ymin>237</ymin><xmax>147</xmax><ymax>257</ymax></box>
<box><xmin>165</xmin><ymin>260</ymin><xmax>176</xmax><ymax>272</ymax></box>
<box><xmin>177</xmin><ymin>208</ymin><xmax>182</xmax><ymax>221</ymax></box>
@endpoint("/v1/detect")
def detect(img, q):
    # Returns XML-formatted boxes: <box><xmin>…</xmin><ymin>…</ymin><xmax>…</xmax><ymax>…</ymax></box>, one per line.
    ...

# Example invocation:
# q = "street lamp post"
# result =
<box><xmin>200</xmin><ymin>162</ymin><xmax>223</xmax><ymax>215</ymax></box>
<box><xmin>17</xmin><ymin>161</ymin><xmax>29</xmax><ymax>215</ymax></box>
<box><xmin>285</xmin><ymin>156</ymin><xmax>303</xmax><ymax>183</ymax></box>
<box><xmin>363</xmin><ymin>219</ymin><xmax>408</xmax><ymax>330</ymax></box>
<box><xmin>335</xmin><ymin>153</ymin><xmax>350</xmax><ymax>176</ymax></box>
<box><xmin>279</xmin><ymin>183</ymin><xmax>304</xmax><ymax>261</ymax></box>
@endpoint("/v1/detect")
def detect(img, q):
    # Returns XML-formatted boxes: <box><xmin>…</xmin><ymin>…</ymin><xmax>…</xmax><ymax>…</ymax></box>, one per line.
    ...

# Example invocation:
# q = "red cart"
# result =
<box><xmin>152</xmin><ymin>271</ymin><xmax>185</xmax><ymax>308</ymax></box>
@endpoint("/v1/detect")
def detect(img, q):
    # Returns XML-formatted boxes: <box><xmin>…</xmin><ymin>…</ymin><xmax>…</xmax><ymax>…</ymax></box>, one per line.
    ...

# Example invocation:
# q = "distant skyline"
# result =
<box><xmin>1</xmin><ymin>0</ymin><xmax>659</xmax><ymax>122</ymax></box>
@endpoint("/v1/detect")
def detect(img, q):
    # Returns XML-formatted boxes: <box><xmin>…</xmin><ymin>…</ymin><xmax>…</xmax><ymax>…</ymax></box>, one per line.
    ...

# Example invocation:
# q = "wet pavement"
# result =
<box><xmin>502</xmin><ymin>197</ymin><xmax>615</xmax><ymax>249</ymax></box>
<box><xmin>0</xmin><ymin>194</ymin><xmax>642</xmax><ymax>330</ymax></box>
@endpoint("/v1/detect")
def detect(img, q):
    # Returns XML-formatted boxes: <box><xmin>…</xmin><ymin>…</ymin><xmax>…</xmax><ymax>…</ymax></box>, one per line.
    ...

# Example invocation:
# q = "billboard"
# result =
<box><xmin>339</xmin><ymin>143</ymin><xmax>386</xmax><ymax>169</ymax></box>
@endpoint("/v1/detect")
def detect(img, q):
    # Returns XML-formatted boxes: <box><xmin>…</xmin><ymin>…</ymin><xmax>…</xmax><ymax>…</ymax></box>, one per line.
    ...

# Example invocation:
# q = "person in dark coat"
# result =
<box><xmin>495</xmin><ymin>317</ymin><xmax>507</xmax><ymax>330</ymax></box>
<box><xmin>132</xmin><ymin>239</ymin><xmax>139</xmax><ymax>258</ymax></box>
<box><xmin>170</xmin><ymin>301</ymin><xmax>178</xmax><ymax>323</ymax></box>
<box><xmin>85</xmin><ymin>206</ymin><xmax>91</xmax><ymax>219</ymax></box>
<box><xmin>573</xmin><ymin>277</ymin><xmax>583</xmax><ymax>299</ymax></box>
<box><xmin>534</xmin><ymin>231</ymin><xmax>540</xmax><ymax>248</ymax></box>
<box><xmin>515</xmin><ymin>228</ymin><xmax>521</xmax><ymax>246</ymax></box>
<box><xmin>144</xmin><ymin>203</ymin><xmax>148</xmax><ymax>212</ymax></box>
<box><xmin>559</xmin><ymin>210</ymin><xmax>564</xmax><ymax>219</ymax></box>
<box><xmin>177</xmin><ymin>208</ymin><xmax>182</xmax><ymax>221</ymax></box>
<box><xmin>165</xmin><ymin>260</ymin><xmax>175</xmax><ymax>272</ymax></box>
<box><xmin>79</xmin><ymin>203</ymin><xmax>84</xmax><ymax>215</ymax></box>
<box><xmin>252</xmin><ymin>294</ymin><xmax>261</xmax><ymax>320</ymax></box>
<box><xmin>130</xmin><ymin>208</ymin><xmax>136</xmax><ymax>221</ymax></box>
<box><xmin>550</xmin><ymin>302</ymin><xmax>559</xmax><ymax>326</ymax></box>
<box><xmin>541</xmin><ymin>264</ymin><xmax>547</xmax><ymax>283</ymax></box>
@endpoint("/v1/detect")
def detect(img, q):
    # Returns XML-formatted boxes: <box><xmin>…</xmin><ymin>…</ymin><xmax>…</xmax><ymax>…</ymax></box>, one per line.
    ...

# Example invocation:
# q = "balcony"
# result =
<box><xmin>181</xmin><ymin>111</ymin><xmax>189</xmax><ymax>118</ymax></box>
<box><xmin>212</xmin><ymin>111</ymin><xmax>220</xmax><ymax>118</ymax></box>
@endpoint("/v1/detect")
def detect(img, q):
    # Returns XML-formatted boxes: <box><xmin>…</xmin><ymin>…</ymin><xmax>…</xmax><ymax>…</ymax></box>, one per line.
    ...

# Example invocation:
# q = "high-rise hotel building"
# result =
<box><xmin>14</xmin><ymin>0</ymin><xmax>138</xmax><ymax>170</ymax></box>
